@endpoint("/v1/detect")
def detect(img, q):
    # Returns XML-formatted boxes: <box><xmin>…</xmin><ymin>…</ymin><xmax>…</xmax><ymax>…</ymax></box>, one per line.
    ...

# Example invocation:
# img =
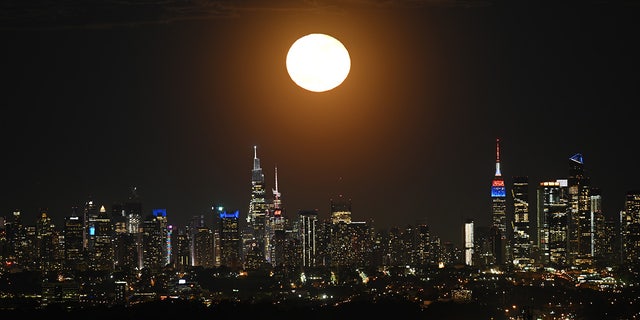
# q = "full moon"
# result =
<box><xmin>286</xmin><ymin>33</ymin><xmax>351</xmax><ymax>92</ymax></box>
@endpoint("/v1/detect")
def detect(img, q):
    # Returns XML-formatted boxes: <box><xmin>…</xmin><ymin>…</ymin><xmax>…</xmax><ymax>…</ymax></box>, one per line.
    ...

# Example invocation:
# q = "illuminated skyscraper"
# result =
<box><xmin>620</xmin><ymin>190</ymin><xmax>640</xmax><ymax>266</ymax></box>
<box><xmin>124</xmin><ymin>187</ymin><xmax>143</xmax><ymax>269</ymax></box>
<box><xmin>5</xmin><ymin>210</ymin><xmax>26</xmax><ymax>269</ymax></box>
<box><xmin>124</xmin><ymin>187</ymin><xmax>142</xmax><ymax>234</ymax></box>
<box><xmin>189</xmin><ymin>215</ymin><xmax>206</xmax><ymax>266</ymax></box>
<box><xmin>83</xmin><ymin>197</ymin><xmax>98</xmax><ymax>250</ymax></box>
<box><xmin>299</xmin><ymin>209</ymin><xmax>318</xmax><ymax>267</ymax></box>
<box><xmin>464</xmin><ymin>219</ymin><xmax>474</xmax><ymax>266</ymax></box>
<box><xmin>328</xmin><ymin>193</ymin><xmax>374</xmax><ymax>267</ymax></box>
<box><xmin>152</xmin><ymin>209</ymin><xmax>169</xmax><ymax>266</ymax></box>
<box><xmin>272</xmin><ymin>166</ymin><xmax>282</xmax><ymax>210</ymax></box>
<box><xmin>591</xmin><ymin>188</ymin><xmax>615</xmax><ymax>266</ymax></box>
<box><xmin>511</xmin><ymin>176</ymin><xmax>532</xmax><ymax>268</ymax></box>
<box><xmin>567</xmin><ymin>153</ymin><xmax>592</xmax><ymax>266</ymax></box>
<box><xmin>247</xmin><ymin>146</ymin><xmax>268</xmax><ymax>266</ymax></box>
<box><xmin>412</xmin><ymin>222</ymin><xmax>432</xmax><ymax>266</ymax></box>
<box><xmin>170</xmin><ymin>227</ymin><xmax>190</xmax><ymax>270</ymax></box>
<box><xmin>112</xmin><ymin>204</ymin><xmax>138</xmax><ymax>271</ymax></box>
<box><xmin>590</xmin><ymin>189</ymin><xmax>602</xmax><ymax>258</ymax></box>
<box><xmin>35</xmin><ymin>209</ymin><xmax>56</xmax><ymax>272</ymax></box>
<box><xmin>193</xmin><ymin>225</ymin><xmax>214</xmax><ymax>268</ymax></box>
<box><xmin>219</xmin><ymin>210</ymin><xmax>242</xmax><ymax>270</ymax></box>
<box><xmin>330</xmin><ymin>194</ymin><xmax>352</xmax><ymax>224</ymax></box>
<box><xmin>490</xmin><ymin>138</ymin><xmax>507</xmax><ymax>265</ymax></box>
<box><xmin>63</xmin><ymin>208</ymin><xmax>84</xmax><ymax>271</ymax></box>
<box><xmin>266</xmin><ymin>166</ymin><xmax>286</xmax><ymax>266</ymax></box>
<box><xmin>91</xmin><ymin>205</ymin><xmax>114</xmax><ymax>272</ymax></box>
<box><xmin>538</xmin><ymin>179</ymin><xmax>569</xmax><ymax>268</ymax></box>
<box><xmin>141</xmin><ymin>211</ymin><xmax>165</xmax><ymax>272</ymax></box>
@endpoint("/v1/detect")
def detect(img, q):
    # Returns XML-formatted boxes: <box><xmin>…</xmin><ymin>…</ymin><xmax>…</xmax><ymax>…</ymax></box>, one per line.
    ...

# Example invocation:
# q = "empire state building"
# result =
<box><xmin>490</xmin><ymin>138</ymin><xmax>507</xmax><ymax>265</ymax></box>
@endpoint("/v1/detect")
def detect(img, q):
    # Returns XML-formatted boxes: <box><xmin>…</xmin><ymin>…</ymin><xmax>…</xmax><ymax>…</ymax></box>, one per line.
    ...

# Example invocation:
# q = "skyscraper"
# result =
<box><xmin>620</xmin><ymin>190</ymin><xmax>640</xmax><ymax>267</ymax></box>
<box><xmin>490</xmin><ymin>138</ymin><xmax>507</xmax><ymax>265</ymax></box>
<box><xmin>298</xmin><ymin>209</ymin><xmax>318</xmax><ymax>267</ymax></box>
<box><xmin>538</xmin><ymin>179</ymin><xmax>570</xmax><ymax>268</ymax></box>
<box><xmin>590</xmin><ymin>189</ymin><xmax>602</xmax><ymax>258</ymax></box>
<box><xmin>265</xmin><ymin>166</ymin><xmax>286</xmax><ymax>266</ymax></box>
<box><xmin>4</xmin><ymin>211</ymin><xmax>26</xmax><ymax>270</ymax></box>
<box><xmin>464</xmin><ymin>219</ymin><xmax>474</xmax><ymax>266</ymax></box>
<box><xmin>219</xmin><ymin>210</ymin><xmax>242</xmax><ymax>270</ymax></box>
<box><xmin>412</xmin><ymin>222</ymin><xmax>432</xmax><ymax>266</ymax></box>
<box><xmin>170</xmin><ymin>227</ymin><xmax>190</xmax><ymax>270</ymax></box>
<box><xmin>272</xmin><ymin>166</ymin><xmax>282</xmax><ymax>210</ymax></box>
<box><xmin>124</xmin><ymin>187</ymin><xmax>143</xmax><ymax>269</ymax></box>
<box><xmin>83</xmin><ymin>197</ymin><xmax>98</xmax><ymax>250</ymax></box>
<box><xmin>330</xmin><ymin>194</ymin><xmax>352</xmax><ymax>224</ymax></box>
<box><xmin>511</xmin><ymin>176</ymin><xmax>532</xmax><ymax>268</ymax></box>
<box><xmin>141</xmin><ymin>211</ymin><xmax>165</xmax><ymax>272</ymax></box>
<box><xmin>35</xmin><ymin>209</ymin><xmax>55</xmax><ymax>272</ymax></box>
<box><xmin>247</xmin><ymin>146</ymin><xmax>268</xmax><ymax>266</ymax></box>
<box><xmin>567</xmin><ymin>153</ymin><xmax>592</xmax><ymax>266</ymax></box>
<box><xmin>152</xmin><ymin>208</ymin><xmax>169</xmax><ymax>266</ymax></box>
<box><xmin>91</xmin><ymin>205</ymin><xmax>114</xmax><ymax>272</ymax></box>
<box><xmin>63</xmin><ymin>208</ymin><xmax>84</xmax><ymax>272</ymax></box>
<box><xmin>193</xmin><ymin>225</ymin><xmax>214</xmax><ymax>268</ymax></box>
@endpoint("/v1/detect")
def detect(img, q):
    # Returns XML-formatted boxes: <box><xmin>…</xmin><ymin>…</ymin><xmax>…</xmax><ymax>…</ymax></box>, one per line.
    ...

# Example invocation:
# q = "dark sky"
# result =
<box><xmin>1</xmin><ymin>0</ymin><xmax>638</xmax><ymax>246</ymax></box>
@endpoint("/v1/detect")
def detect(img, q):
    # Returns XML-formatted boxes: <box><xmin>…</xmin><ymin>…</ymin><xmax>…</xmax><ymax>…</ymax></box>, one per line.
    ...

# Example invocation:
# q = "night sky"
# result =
<box><xmin>2</xmin><ymin>1</ymin><xmax>638</xmax><ymax>246</ymax></box>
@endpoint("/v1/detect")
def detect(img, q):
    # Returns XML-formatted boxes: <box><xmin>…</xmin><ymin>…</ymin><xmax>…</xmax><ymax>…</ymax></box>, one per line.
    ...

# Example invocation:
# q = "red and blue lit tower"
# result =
<box><xmin>490</xmin><ymin>138</ymin><xmax>507</xmax><ymax>265</ymax></box>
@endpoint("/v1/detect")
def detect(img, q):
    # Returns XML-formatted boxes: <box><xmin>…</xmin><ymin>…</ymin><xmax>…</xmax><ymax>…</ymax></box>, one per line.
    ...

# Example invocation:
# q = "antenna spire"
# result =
<box><xmin>272</xmin><ymin>165</ymin><xmax>281</xmax><ymax>209</ymax></box>
<box><xmin>274</xmin><ymin>166</ymin><xmax>279</xmax><ymax>193</ymax></box>
<box><xmin>495</xmin><ymin>138</ymin><xmax>502</xmax><ymax>177</ymax></box>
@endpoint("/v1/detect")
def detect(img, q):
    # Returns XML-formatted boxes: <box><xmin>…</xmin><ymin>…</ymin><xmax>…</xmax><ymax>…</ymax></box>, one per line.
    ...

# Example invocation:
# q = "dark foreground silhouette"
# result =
<box><xmin>0</xmin><ymin>299</ymin><xmax>504</xmax><ymax>320</ymax></box>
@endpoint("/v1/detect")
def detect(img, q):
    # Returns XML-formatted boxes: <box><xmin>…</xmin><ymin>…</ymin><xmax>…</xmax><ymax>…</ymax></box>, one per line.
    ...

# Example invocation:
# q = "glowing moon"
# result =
<box><xmin>286</xmin><ymin>33</ymin><xmax>351</xmax><ymax>92</ymax></box>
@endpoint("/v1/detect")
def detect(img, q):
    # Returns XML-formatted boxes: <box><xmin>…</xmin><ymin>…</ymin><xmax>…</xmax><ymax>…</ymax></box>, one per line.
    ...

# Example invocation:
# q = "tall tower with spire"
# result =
<box><xmin>490</xmin><ymin>138</ymin><xmax>507</xmax><ymax>265</ymax></box>
<box><xmin>248</xmin><ymin>146</ymin><xmax>266</xmax><ymax>227</ymax></box>
<box><xmin>246</xmin><ymin>146</ymin><xmax>268</xmax><ymax>268</ymax></box>
<box><xmin>265</xmin><ymin>165</ymin><xmax>286</xmax><ymax>266</ymax></box>
<box><xmin>272</xmin><ymin>166</ymin><xmax>282</xmax><ymax>210</ymax></box>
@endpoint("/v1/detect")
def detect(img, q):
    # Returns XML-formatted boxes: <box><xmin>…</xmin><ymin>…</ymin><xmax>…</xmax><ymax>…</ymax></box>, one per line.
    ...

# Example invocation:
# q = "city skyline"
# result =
<box><xmin>0</xmin><ymin>142</ymin><xmax>634</xmax><ymax>247</ymax></box>
<box><xmin>2</xmin><ymin>1</ymin><xmax>639</xmax><ymax>246</ymax></box>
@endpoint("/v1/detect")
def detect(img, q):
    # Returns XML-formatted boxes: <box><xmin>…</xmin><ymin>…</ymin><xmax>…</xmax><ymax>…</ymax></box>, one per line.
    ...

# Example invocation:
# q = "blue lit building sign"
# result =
<box><xmin>491</xmin><ymin>187</ymin><xmax>506</xmax><ymax>197</ymax></box>
<box><xmin>153</xmin><ymin>208</ymin><xmax>167</xmax><ymax>217</ymax></box>
<box><xmin>491</xmin><ymin>179</ymin><xmax>506</xmax><ymax>198</ymax></box>
<box><xmin>220</xmin><ymin>210</ymin><xmax>240</xmax><ymax>219</ymax></box>
<box><xmin>89</xmin><ymin>226</ymin><xmax>95</xmax><ymax>236</ymax></box>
